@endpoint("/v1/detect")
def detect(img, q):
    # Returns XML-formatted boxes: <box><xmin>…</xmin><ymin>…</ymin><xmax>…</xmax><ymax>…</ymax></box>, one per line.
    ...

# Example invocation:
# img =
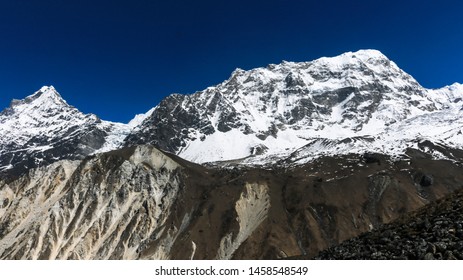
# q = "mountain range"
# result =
<box><xmin>1</xmin><ymin>49</ymin><xmax>463</xmax><ymax>259</ymax></box>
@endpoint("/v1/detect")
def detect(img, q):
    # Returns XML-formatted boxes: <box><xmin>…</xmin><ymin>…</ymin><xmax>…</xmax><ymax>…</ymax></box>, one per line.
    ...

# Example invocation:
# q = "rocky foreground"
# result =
<box><xmin>316</xmin><ymin>188</ymin><xmax>463</xmax><ymax>260</ymax></box>
<box><xmin>2</xmin><ymin>143</ymin><xmax>463</xmax><ymax>259</ymax></box>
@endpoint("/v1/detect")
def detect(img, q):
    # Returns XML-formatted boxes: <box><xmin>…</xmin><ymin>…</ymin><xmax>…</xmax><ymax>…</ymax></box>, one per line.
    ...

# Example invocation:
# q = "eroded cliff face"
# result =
<box><xmin>1</xmin><ymin>146</ymin><xmax>463</xmax><ymax>259</ymax></box>
<box><xmin>216</xmin><ymin>182</ymin><xmax>270</xmax><ymax>260</ymax></box>
<box><xmin>0</xmin><ymin>146</ymin><xmax>185</xmax><ymax>259</ymax></box>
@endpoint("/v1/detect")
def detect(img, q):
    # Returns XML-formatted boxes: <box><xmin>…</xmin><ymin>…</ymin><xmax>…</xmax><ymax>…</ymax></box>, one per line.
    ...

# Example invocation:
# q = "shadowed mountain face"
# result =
<box><xmin>1</xmin><ymin>146</ymin><xmax>462</xmax><ymax>260</ymax></box>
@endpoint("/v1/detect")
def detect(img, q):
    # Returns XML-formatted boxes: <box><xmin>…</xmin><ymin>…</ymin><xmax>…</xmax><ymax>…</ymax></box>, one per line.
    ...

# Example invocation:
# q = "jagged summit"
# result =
<box><xmin>0</xmin><ymin>86</ymin><xmax>133</xmax><ymax>175</ymax></box>
<box><xmin>30</xmin><ymin>85</ymin><xmax>66</xmax><ymax>102</ymax></box>
<box><xmin>1</xmin><ymin>86</ymin><xmax>93</xmax><ymax>139</ymax></box>
<box><xmin>13</xmin><ymin>85</ymin><xmax>65</xmax><ymax>105</ymax></box>
<box><xmin>32</xmin><ymin>85</ymin><xmax>60</xmax><ymax>96</ymax></box>
<box><xmin>228</xmin><ymin>49</ymin><xmax>400</xmax><ymax>84</ymax></box>
<box><xmin>4</xmin><ymin>85</ymin><xmax>68</xmax><ymax>116</ymax></box>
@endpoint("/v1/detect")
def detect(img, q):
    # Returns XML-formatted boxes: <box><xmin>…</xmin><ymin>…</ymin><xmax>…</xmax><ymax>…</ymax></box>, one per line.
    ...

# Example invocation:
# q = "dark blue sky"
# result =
<box><xmin>0</xmin><ymin>0</ymin><xmax>462</xmax><ymax>123</ymax></box>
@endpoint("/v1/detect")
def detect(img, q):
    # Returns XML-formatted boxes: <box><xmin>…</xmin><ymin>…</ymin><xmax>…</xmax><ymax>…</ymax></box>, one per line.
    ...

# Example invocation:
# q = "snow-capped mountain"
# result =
<box><xmin>2</xmin><ymin>49</ymin><xmax>463</xmax><ymax>260</ymax></box>
<box><xmin>125</xmin><ymin>49</ymin><xmax>463</xmax><ymax>165</ymax></box>
<box><xmin>0</xmin><ymin>86</ymin><xmax>133</xmax><ymax>176</ymax></box>
<box><xmin>2</xmin><ymin>49</ymin><xmax>463</xmax><ymax>176</ymax></box>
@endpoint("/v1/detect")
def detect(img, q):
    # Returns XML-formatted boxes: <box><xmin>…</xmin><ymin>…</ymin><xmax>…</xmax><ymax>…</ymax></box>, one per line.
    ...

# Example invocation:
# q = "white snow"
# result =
<box><xmin>93</xmin><ymin>107</ymin><xmax>157</xmax><ymax>154</ymax></box>
<box><xmin>0</xmin><ymin>86</ymin><xmax>134</xmax><ymax>169</ymax></box>
<box><xmin>170</xmin><ymin>50</ymin><xmax>463</xmax><ymax>166</ymax></box>
<box><xmin>128</xmin><ymin>107</ymin><xmax>155</xmax><ymax>128</ymax></box>
<box><xmin>0</xmin><ymin>86</ymin><xmax>92</xmax><ymax>149</ymax></box>
<box><xmin>2</xmin><ymin>50</ymin><xmax>463</xmax><ymax>170</ymax></box>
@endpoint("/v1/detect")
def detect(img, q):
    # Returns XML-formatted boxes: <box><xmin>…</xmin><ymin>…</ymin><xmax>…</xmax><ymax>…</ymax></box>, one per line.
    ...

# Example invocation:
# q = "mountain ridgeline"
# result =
<box><xmin>1</xmin><ymin>49</ymin><xmax>463</xmax><ymax>259</ymax></box>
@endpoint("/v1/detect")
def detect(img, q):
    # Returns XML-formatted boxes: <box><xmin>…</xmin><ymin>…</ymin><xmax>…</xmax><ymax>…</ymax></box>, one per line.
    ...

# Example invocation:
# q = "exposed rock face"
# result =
<box><xmin>216</xmin><ymin>183</ymin><xmax>270</xmax><ymax>260</ymax></box>
<box><xmin>1</xmin><ymin>146</ymin><xmax>463</xmax><ymax>259</ymax></box>
<box><xmin>0</xmin><ymin>146</ymin><xmax>184</xmax><ymax>259</ymax></box>
<box><xmin>315</xmin><ymin>188</ymin><xmax>463</xmax><ymax>260</ymax></box>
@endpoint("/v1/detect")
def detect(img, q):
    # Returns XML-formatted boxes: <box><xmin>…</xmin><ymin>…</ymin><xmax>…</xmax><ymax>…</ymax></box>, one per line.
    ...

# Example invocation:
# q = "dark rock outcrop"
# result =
<box><xmin>316</xmin><ymin>188</ymin><xmax>463</xmax><ymax>260</ymax></box>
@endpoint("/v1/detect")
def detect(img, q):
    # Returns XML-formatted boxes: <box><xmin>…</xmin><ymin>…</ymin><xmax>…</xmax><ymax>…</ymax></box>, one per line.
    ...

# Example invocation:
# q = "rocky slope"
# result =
<box><xmin>1</xmin><ymin>145</ymin><xmax>463</xmax><ymax>259</ymax></box>
<box><xmin>316</xmin><ymin>188</ymin><xmax>463</xmax><ymax>260</ymax></box>
<box><xmin>0</xmin><ymin>86</ymin><xmax>133</xmax><ymax>178</ymax></box>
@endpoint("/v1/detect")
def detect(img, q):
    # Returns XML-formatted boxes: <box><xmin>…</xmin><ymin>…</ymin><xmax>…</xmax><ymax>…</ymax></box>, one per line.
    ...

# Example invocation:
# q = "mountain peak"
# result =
<box><xmin>229</xmin><ymin>49</ymin><xmax>395</xmax><ymax>86</ymax></box>
<box><xmin>29</xmin><ymin>85</ymin><xmax>67</xmax><ymax>104</ymax></box>
<box><xmin>334</xmin><ymin>49</ymin><xmax>389</xmax><ymax>62</ymax></box>
<box><xmin>449</xmin><ymin>82</ymin><xmax>463</xmax><ymax>91</ymax></box>
<box><xmin>315</xmin><ymin>49</ymin><xmax>392</xmax><ymax>67</ymax></box>
<box><xmin>39</xmin><ymin>85</ymin><xmax>56</xmax><ymax>92</ymax></box>
<box><xmin>125</xmin><ymin>49</ymin><xmax>462</xmax><ymax>165</ymax></box>
<box><xmin>0</xmin><ymin>85</ymin><xmax>133</xmax><ymax>175</ymax></box>
<box><xmin>5</xmin><ymin>85</ymin><xmax>69</xmax><ymax>112</ymax></box>
<box><xmin>350</xmin><ymin>49</ymin><xmax>388</xmax><ymax>59</ymax></box>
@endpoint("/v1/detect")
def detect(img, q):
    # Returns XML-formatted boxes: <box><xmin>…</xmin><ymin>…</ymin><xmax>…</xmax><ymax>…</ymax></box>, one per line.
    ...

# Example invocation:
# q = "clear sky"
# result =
<box><xmin>0</xmin><ymin>0</ymin><xmax>462</xmax><ymax>123</ymax></box>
